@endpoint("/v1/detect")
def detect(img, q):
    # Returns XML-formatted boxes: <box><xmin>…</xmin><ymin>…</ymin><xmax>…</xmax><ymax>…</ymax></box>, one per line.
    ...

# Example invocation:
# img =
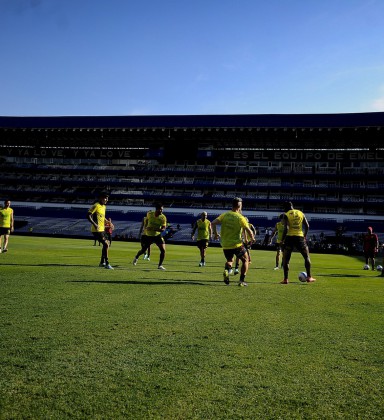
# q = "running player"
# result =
<box><xmin>212</xmin><ymin>197</ymin><xmax>255</xmax><ymax>286</ymax></box>
<box><xmin>87</xmin><ymin>192</ymin><xmax>113</xmax><ymax>269</ymax></box>
<box><xmin>191</xmin><ymin>211</ymin><xmax>212</xmax><ymax>267</ymax></box>
<box><xmin>270</xmin><ymin>214</ymin><xmax>285</xmax><ymax>270</ymax></box>
<box><xmin>133</xmin><ymin>203</ymin><xmax>167</xmax><ymax>270</ymax></box>
<box><xmin>280</xmin><ymin>201</ymin><xmax>315</xmax><ymax>284</ymax></box>
<box><xmin>0</xmin><ymin>199</ymin><xmax>14</xmax><ymax>253</ymax></box>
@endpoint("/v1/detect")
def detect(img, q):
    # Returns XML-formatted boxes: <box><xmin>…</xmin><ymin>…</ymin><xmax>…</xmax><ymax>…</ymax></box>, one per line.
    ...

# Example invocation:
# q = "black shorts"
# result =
<box><xmin>283</xmin><ymin>236</ymin><xmax>308</xmax><ymax>254</ymax></box>
<box><xmin>223</xmin><ymin>245</ymin><xmax>248</xmax><ymax>262</ymax></box>
<box><xmin>93</xmin><ymin>231</ymin><xmax>108</xmax><ymax>243</ymax></box>
<box><xmin>0</xmin><ymin>227</ymin><xmax>11</xmax><ymax>236</ymax></box>
<box><xmin>196</xmin><ymin>239</ymin><xmax>209</xmax><ymax>250</ymax></box>
<box><xmin>141</xmin><ymin>234</ymin><xmax>164</xmax><ymax>248</ymax></box>
<box><xmin>276</xmin><ymin>242</ymin><xmax>283</xmax><ymax>251</ymax></box>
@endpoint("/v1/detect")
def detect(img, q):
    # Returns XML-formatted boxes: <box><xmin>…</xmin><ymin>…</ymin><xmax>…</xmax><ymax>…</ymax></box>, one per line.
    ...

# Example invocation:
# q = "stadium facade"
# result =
<box><xmin>1</xmin><ymin>112</ymin><xmax>383</xmax><ymax>216</ymax></box>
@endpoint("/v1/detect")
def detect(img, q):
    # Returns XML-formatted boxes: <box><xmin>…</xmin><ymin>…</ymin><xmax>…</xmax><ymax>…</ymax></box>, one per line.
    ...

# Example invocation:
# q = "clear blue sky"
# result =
<box><xmin>1</xmin><ymin>0</ymin><xmax>384</xmax><ymax>116</ymax></box>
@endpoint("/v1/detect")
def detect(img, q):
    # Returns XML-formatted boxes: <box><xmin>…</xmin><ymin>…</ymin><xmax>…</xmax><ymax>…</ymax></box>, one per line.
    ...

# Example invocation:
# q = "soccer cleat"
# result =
<box><xmin>2</xmin><ymin>249</ymin><xmax>8</xmax><ymax>253</ymax></box>
<box><xmin>147</xmin><ymin>257</ymin><xmax>150</xmax><ymax>261</ymax></box>
<box><xmin>223</xmin><ymin>269</ymin><xmax>230</xmax><ymax>285</ymax></box>
<box><xmin>105</xmin><ymin>264</ymin><xmax>114</xmax><ymax>270</ymax></box>
<box><xmin>202</xmin><ymin>262</ymin><xmax>206</xmax><ymax>267</ymax></box>
<box><xmin>158</xmin><ymin>265</ymin><xmax>166</xmax><ymax>270</ymax></box>
<box><xmin>306</xmin><ymin>277</ymin><xmax>316</xmax><ymax>282</ymax></box>
<box><xmin>133</xmin><ymin>258</ymin><xmax>138</xmax><ymax>266</ymax></box>
<box><xmin>280</xmin><ymin>279</ymin><xmax>289</xmax><ymax>284</ymax></box>
<box><xmin>273</xmin><ymin>266</ymin><xmax>279</xmax><ymax>270</ymax></box>
<box><xmin>99</xmin><ymin>262</ymin><xmax>106</xmax><ymax>267</ymax></box>
<box><xmin>143</xmin><ymin>254</ymin><xmax>148</xmax><ymax>260</ymax></box>
<box><xmin>238</xmin><ymin>281</ymin><xmax>248</xmax><ymax>287</ymax></box>
<box><xmin>234</xmin><ymin>268</ymin><xmax>239</xmax><ymax>275</ymax></box>
<box><xmin>199</xmin><ymin>262</ymin><xmax>203</xmax><ymax>267</ymax></box>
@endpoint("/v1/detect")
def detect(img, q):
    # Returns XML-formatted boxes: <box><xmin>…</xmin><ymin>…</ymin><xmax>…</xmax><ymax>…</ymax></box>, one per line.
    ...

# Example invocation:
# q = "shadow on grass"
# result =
<box><xmin>68</xmin><ymin>279</ymin><xmax>218</xmax><ymax>286</ymax></box>
<box><xmin>0</xmin><ymin>262</ymin><xmax>97</xmax><ymax>268</ymax></box>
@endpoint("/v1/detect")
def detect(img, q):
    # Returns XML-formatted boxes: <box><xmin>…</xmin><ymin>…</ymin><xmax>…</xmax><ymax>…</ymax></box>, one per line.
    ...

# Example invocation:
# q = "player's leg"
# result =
<box><xmin>2</xmin><ymin>233</ymin><xmax>10</xmax><ymax>252</ymax></box>
<box><xmin>281</xmin><ymin>245</ymin><xmax>292</xmax><ymax>284</ymax></box>
<box><xmin>223</xmin><ymin>249</ymin><xmax>234</xmax><ymax>285</ymax></box>
<box><xmin>134</xmin><ymin>236</ymin><xmax>150</xmax><ymax>264</ymax></box>
<box><xmin>237</xmin><ymin>246</ymin><xmax>250</xmax><ymax>286</ymax></box>
<box><xmin>299</xmin><ymin>240</ymin><xmax>315</xmax><ymax>282</ymax></box>
<box><xmin>157</xmin><ymin>241</ymin><xmax>166</xmax><ymax>269</ymax></box>
<box><xmin>0</xmin><ymin>234</ymin><xmax>3</xmax><ymax>253</ymax></box>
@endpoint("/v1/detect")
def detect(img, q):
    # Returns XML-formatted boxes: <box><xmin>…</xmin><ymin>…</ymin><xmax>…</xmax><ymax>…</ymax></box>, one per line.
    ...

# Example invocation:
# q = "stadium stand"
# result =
<box><xmin>1</xmin><ymin>112</ymin><xmax>384</xmax><ymax>251</ymax></box>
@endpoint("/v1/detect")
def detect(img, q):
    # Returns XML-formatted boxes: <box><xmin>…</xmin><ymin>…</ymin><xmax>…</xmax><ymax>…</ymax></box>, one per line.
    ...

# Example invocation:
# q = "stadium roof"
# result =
<box><xmin>0</xmin><ymin>112</ymin><xmax>384</xmax><ymax>130</ymax></box>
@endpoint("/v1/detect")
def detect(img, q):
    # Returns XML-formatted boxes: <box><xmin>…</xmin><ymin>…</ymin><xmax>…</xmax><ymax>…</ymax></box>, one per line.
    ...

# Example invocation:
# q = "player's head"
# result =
<box><xmin>4</xmin><ymin>199</ymin><xmax>11</xmax><ymax>207</ymax></box>
<box><xmin>367</xmin><ymin>226</ymin><xmax>373</xmax><ymax>234</ymax></box>
<box><xmin>232</xmin><ymin>197</ymin><xmax>243</xmax><ymax>211</ymax></box>
<box><xmin>201</xmin><ymin>211</ymin><xmax>207</xmax><ymax>219</ymax></box>
<box><xmin>279</xmin><ymin>213</ymin><xmax>284</xmax><ymax>220</ymax></box>
<box><xmin>98</xmin><ymin>191</ymin><xmax>109</xmax><ymax>204</ymax></box>
<box><xmin>154</xmin><ymin>202</ymin><xmax>164</xmax><ymax>215</ymax></box>
<box><xmin>283</xmin><ymin>201</ymin><xmax>293</xmax><ymax>212</ymax></box>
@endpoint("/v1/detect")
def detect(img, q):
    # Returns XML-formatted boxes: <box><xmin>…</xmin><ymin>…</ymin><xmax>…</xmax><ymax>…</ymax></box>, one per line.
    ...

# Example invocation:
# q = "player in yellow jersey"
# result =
<box><xmin>271</xmin><ymin>214</ymin><xmax>285</xmax><ymax>270</ymax></box>
<box><xmin>191</xmin><ymin>211</ymin><xmax>212</xmax><ymax>267</ymax></box>
<box><xmin>212</xmin><ymin>197</ymin><xmax>255</xmax><ymax>286</ymax></box>
<box><xmin>0</xmin><ymin>199</ymin><xmax>14</xmax><ymax>253</ymax></box>
<box><xmin>87</xmin><ymin>192</ymin><xmax>113</xmax><ymax>269</ymax></box>
<box><xmin>133</xmin><ymin>203</ymin><xmax>167</xmax><ymax>270</ymax></box>
<box><xmin>280</xmin><ymin>201</ymin><xmax>316</xmax><ymax>284</ymax></box>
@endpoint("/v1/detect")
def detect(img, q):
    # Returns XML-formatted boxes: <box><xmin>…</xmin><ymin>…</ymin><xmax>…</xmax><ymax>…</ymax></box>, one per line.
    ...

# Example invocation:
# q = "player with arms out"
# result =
<box><xmin>87</xmin><ymin>192</ymin><xmax>113</xmax><ymax>269</ymax></box>
<box><xmin>0</xmin><ymin>199</ymin><xmax>14</xmax><ymax>253</ymax></box>
<box><xmin>191</xmin><ymin>211</ymin><xmax>212</xmax><ymax>267</ymax></box>
<box><xmin>280</xmin><ymin>201</ymin><xmax>315</xmax><ymax>284</ymax></box>
<box><xmin>211</xmin><ymin>197</ymin><xmax>255</xmax><ymax>286</ymax></box>
<box><xmin>363</xmin><ymin>226</ymin><xmax>379</xmax><ymax>270</ymax></box>
<box><xmin>133</xmin><ymin>203</ymin><xmax>167</xmax><ymax>270</ymax></box>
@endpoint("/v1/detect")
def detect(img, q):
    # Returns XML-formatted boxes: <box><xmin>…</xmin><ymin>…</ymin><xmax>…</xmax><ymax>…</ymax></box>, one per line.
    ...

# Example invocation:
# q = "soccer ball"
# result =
<box><xmin>298</xmin><ymin>271</ymin><xmax>307</xmax><ymax>282</ymax></box>
<box><xmin>363</xmin><ymin>264</ymin><xmax>370</xmax><ymax>270</ymax></box>
<box><xmin>376</xmin><ymin>265</ymin><xmax>383</xmax><ymax>272</ymax></box>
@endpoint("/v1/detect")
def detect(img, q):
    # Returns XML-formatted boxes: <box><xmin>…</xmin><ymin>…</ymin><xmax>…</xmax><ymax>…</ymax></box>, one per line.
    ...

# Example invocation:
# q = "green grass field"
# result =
<box><xmin>1</xmin><ymin>236</ymin><xmax>383</xmax><ymax>419</ymax></box>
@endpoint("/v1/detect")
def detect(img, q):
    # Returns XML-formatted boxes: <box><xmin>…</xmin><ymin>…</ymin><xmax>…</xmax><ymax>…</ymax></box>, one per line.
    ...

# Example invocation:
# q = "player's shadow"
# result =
<box><xmin>69</xmin><ymin>279</ymin><xmax>217</xmax><ymax>286</ymax></box>
<box><xmin>0</xmin><ymin>262</ymin><xmax>96</xmax><ymax>268</ymax></box>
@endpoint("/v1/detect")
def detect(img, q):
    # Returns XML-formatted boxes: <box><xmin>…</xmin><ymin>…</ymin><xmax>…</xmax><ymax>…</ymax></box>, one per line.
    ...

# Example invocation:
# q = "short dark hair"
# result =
<box><xmin>155</xmin><ymin>202</ymin><xmax>163</xmax><ymax>210</ymax></box>
<box><xmin>232</xmin><ymin>197</ymin><xmax>242</xmax><ymax>207</ymax></box>
<box><xmin>283</xmin><ymin>201</ymin><xmax>293</xmax><ymax>212</ymax></box>
<box><xmin>98</xmin><ymin>191</ymin><xmax>109</xmax><ymax>198</ymax></box>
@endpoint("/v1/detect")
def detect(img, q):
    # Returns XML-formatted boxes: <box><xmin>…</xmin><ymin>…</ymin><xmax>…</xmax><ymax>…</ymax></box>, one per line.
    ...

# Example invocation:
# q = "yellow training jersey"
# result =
<box><xmin>144</xmin><ymin>211</ymin><xmax>167</xmax><ymax>237</ymax></box>
<box><xmin>88</xmin><ymin>202</ymin><xmax>106</xmax><ymax>232</ymax></box>
<box><xmin>0</xmin><ymin>207</ymin><xmax>13</xmax><ymax>228</ymax></box>
<box><xmin>196</xmin><ymin>219</ymin><xmax>211</xmax><ymax>241</ymax></box>
<box><xmin>217</xmin><ymin>211</ymin><xmax>249</xmax><ymax>249</ymax></box>
<box><xmin>285</xmin><ymin>209</ymin><xmax>305</xmax><ymax>237</ymax></box>
<box><xmin>275</xmin><ymin>221</ymin><xmax>285</xmax><ymax>243</ymax></box>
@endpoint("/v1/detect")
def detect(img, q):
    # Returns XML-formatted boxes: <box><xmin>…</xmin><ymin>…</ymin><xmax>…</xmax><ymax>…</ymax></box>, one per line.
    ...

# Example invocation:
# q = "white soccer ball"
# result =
<box><xmin>298</xmin><ymin>271</ymin><xmax>307</xmax><ymax>282</ymax></box>
<box><xmin>363</xmin><ymin>264</ymin><xmax>370</xmax><ymax>270</ymax></box>
<box><xmin>376</xmin><ymin>265</ymin><xmax>383</xmax><ymax>272</ymax></box>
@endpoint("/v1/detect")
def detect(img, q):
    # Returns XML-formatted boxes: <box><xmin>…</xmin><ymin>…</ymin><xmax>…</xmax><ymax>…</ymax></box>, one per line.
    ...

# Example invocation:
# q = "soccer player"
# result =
<box><xmin>211</xmin><ymin>197</ymin><xmax>255</xmax><ymax>286</ymax></box>
<box><xmin>0</xmin><ymin>199</ymin><xmax>14</xmax><ymax>253</ymax></box>
<box><xmin>191</xmin><ymin>211</ymin><xmax>212</xmax><ymax>266</ymax></box>
<box><xmin>270</xmin><ymin>213</ymin><xmax>285</xmax><ymax>270</ymax></box>
<box><xmin>133</xmin><ymin>203</ymin><xmax>167</xmax><ymax>270</ymax></box>
<box><xmin>139</xmin><ymin>216</ymin><xmax>151</xmax><ymax>261</ymax></box>
<box><xmin>363</xmin><ymin>226</ymin><xmax>379</xmax><ymax>270</ymax></box>
<box><xmin>87</xmin><ymin>192</ymin><xmax>113</xmax><ymax>269</ymax></box>
<box><xmin>280</xmin><ymin>201</ymin><xmax>316</xmax><ymax>284</ymax></box>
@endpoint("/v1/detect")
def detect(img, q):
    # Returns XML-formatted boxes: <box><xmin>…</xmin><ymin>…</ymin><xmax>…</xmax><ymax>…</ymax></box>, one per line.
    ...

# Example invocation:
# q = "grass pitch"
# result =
<box><xmin>1</xmin><ymin>236</ymin><xmax>383</xmax><ymax>419</ymax></box>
